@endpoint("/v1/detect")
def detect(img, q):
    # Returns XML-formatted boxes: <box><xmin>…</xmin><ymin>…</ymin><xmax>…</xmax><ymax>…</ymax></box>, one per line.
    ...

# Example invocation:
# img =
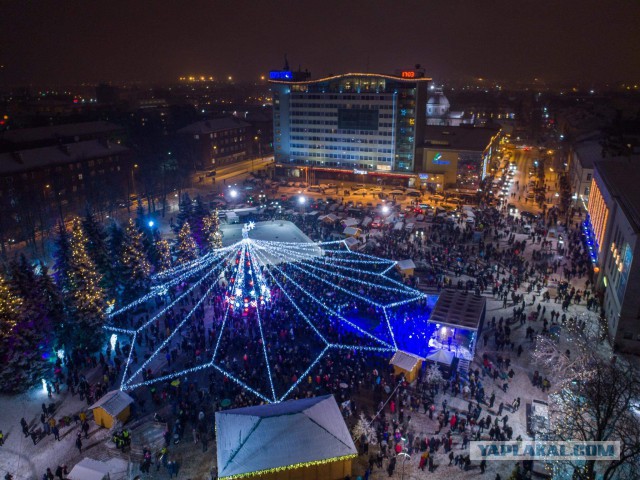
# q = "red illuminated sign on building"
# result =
<box><xmin>401</xmin><ymin>71</ymin><xmax>416</xmax><ymax>78</ymax></box>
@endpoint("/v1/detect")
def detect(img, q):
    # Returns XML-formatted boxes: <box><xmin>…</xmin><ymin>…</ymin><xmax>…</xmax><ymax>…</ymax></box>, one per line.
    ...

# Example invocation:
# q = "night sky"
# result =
<box><xmin>2</xmin><ymin>0</ymin><xmax>639</xmax><ymax>85</ymax></box>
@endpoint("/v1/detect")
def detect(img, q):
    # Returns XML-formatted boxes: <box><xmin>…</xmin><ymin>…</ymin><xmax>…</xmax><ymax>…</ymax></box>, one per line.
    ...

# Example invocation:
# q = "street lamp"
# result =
<box><xmin>398</xmin><ymin>451</ymin><xmax>411</xmax><ymax>480</ymax></box>
<box><xmin>230</xmin><ymin>189</ymin><xmax>238</xmax><ymax>199</ymax></box>
<box><xmin>298</xmin><ymin>196</ymin><xmax>306</xmax><ymax>214</ymax></box>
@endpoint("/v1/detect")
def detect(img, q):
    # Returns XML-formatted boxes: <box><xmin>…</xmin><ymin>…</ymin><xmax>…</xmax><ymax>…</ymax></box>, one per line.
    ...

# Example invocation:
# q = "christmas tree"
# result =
<box><xmin>38</xmin><ymin>264</ymin><xmax>66</xmax><ymax>344</ymax></box>
<box><xmin>52</xmin><ymin>222</ymin><xmax>72</xmax><ymax>288</ymax></box>
<box><xmin>0</xmin><ymin>270</ymin><xmax>21</xmax><ymax>341</ymax></box>
<box><xmin>119</xmin><ymin>219</ymin><xmax>152</xmax><ymax>302</ymax></box>
<box><xmin>203</xmin><ymin>210</ymin><xmax>223</xmax><ymax>251</ymax></box>
<box><xmin>155</xmin><ymin>237</ymin><xmax>173</xmax><ymax>272</ymax></box>
<box><xmin>175</xmin><ymin>222</ymin><xmax>198</xmax><ymax>264</ymax></box>
<box><xmin>82</xmin><ymin>210</ymin><xmax>112</xmax><ymax>288</ymax></box>
<box><xmin>173</xmin><ymin>193</ymin><xmax>193</xmax><ymax>233</ymax></box>
<box><xmin>62</xmin><ymin>217</ymin><xmax>107</xmax><ymax>352</ymax></box>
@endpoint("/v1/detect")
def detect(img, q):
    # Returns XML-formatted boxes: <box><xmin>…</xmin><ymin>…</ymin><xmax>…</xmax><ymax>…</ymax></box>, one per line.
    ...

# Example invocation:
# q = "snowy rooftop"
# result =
<box><xmin>391</xmin><ymin>350</ymin><xmax>424</xmax><ymax>371</ymax></box>
<box><xmin>215</xmin><ymin>395</ymin><xmax>356</xmax><ymax>479</ymax></box>
<box><xmin>429</xmin><ymin>290</ymin><xmax>486</xmax><ymax>331</ymax></box>
<box><xmin>89</xmin><ymin>390</ymin><xmax>134</xmax><ymax>416</ymax></box>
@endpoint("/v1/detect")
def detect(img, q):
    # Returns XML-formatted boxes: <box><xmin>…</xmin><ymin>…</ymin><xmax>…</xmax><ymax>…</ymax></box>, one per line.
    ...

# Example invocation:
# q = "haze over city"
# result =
<box><xmin>1</xmin><ymin>0</ymin><xmax>640</xmax><ymax>85</ymax></box>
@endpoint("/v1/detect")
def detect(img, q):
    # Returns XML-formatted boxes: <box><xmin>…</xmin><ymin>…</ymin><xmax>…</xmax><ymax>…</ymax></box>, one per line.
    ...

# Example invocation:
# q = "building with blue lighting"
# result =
<box><xmin>269</xmin><ymin>68</ymin><xmax>430</xmax><ymax>185</ymax></box>
<box><xmin>586</xmin><ymin>157</ymin><xmax>640</xmax><ymax>353</ymax></box>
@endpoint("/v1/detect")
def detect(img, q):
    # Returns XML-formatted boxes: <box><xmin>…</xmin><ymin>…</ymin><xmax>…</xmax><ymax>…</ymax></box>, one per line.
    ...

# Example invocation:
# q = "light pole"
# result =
<box><xmin>398</xmin><ymin>451</ymin><xmax>411</xmax><ymax>480</ymax></box>
<box><xmin>298</xmin><ymin>196</ymin><xmax>306</xmax><ymax>215</ymax></box>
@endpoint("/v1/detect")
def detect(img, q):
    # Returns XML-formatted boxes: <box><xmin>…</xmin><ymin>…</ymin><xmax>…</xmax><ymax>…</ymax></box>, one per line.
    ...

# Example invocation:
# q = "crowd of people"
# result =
<box><xmin>2</xmin><ymin>163</ymin><xmax>604</xmax><ymax>479</ymax></box>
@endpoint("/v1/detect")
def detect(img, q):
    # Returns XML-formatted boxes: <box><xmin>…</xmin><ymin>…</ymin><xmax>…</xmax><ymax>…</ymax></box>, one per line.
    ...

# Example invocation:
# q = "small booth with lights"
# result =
<box><xmin>215</xmin><ymin>395</ymin><xmax>357</xmax><ymax>480</ymax></box>
<box><xmin>390</xmin><ymin>350</ymin><xmax>424</xmax><ymax>383</ymax></box>
<box><xmin>89</xmin><ymin>390</ymin><xmax>134</xmax><ymax>429</ymax></box>
<box><xmin>396</xmin><ymin>259</ymin><xmax>416</xmax><ymax>278</ymax></box>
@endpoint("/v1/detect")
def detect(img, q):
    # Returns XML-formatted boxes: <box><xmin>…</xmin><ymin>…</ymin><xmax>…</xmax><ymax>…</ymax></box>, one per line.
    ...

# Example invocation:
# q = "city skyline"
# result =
<box><xmin>1</xmin><ymin>0</ymin><xmax>640</xmax><ymax>86</ymax></box>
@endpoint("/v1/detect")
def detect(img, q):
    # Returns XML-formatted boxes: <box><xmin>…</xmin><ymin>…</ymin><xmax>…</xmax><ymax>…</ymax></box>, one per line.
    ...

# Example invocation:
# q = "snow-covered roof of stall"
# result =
<box><xmin>215</xmin><ymin>395</ymin><xmax>357</xmax><ymax>479</ymax></box>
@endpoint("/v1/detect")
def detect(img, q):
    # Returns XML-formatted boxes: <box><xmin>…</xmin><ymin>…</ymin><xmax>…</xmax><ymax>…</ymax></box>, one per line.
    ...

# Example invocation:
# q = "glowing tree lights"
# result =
<box><xmin>175</xmin><ymin>222</ymin><xmax>198</xmax><ymax>264</ymax></box>
<box><xmin>63</xmin><ymin>218</ymin><xmax>106</xmax><ymax>351</ymax></box>
<box><xmin>120</xmin><ymin>219</ymin><xmax>152</xmax><ymax>302</ymax></box>
<box><xmin>155</xmin><ymin>238</ymin><xmax>173</xmax><ymax>272</ymax></box>
<box><xmin>0</xmin><ymin>271</ymin><xmax>21</xmax><ymax>340</ymax></box>
<box><xmin>106</xmin><ymin>225</ymin><xmax>426</xmax><ymax>403</ymax></box>
<box><xmin>203</xmin><ymin>210</ymin><xmax>224</xmax><ymax>251</ymax></box>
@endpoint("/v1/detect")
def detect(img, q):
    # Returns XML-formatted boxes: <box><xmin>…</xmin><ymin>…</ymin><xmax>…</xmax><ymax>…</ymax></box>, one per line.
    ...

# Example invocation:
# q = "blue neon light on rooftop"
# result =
<box><xmin>269</xmin><ymin>70</ymin><xmax>293</xmax><ymax>80</ymax></box>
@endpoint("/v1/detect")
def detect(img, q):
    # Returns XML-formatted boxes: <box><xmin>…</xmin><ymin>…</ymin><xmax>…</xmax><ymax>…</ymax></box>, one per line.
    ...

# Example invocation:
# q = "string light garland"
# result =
<box><xmin>113</xmin><ymin>227</ymin><xmax>424</xmax><ymax>402</ymax></box>
<box><xmin>217</xmin><ymin>453</ymin><xmax>358</xmax><ymax>480</ymax></box>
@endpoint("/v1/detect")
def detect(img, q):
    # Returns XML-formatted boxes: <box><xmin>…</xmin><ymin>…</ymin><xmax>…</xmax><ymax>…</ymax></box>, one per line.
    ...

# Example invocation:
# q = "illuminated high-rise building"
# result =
<box><xmin>269</xmin><ymin>68</ymin><xmax>430</xmax><ymax>184</ymax></box>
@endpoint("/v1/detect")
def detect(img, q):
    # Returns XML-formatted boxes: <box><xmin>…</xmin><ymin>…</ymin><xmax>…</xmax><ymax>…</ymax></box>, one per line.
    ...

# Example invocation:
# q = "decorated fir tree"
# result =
<box><xmin>119</xmin><ymin>219</ymin><xmax>152</xmax><ymax>302</ymax></box>
<box><xmin>0</xmin><ymin>269</ymin><xmax>50</xmax><ymax>392</ymax></box>
<box><xmin>52</xmin><ymin>222</ymin><xmax>72</xmax><ymax>287</ymax></box>
<box><xmin>155</xmin><ymin>238</ymin><xmax>173</xmax><ymax>272</ymax></box>
<box><xmin>175</xmin><ymin>222</ymin><xmax>198</xmax><ymax>265</ymax></box>
<box><xmin>202</xmin><ymin>210</ymin><xmax>224</xmax><ymax>251</ymax></box>
<box><xmin>38</xmin><ymin>264</ymin><xmax>67</xmax><ymax>343</ymax></box>
<box><xmin>173</xmin><ymin>193</ymin><xmax>193</xmax><ymax>233</ymax></box>
<box><xmin>63</xmin><ymin>217</ymin><xmax>107</xmax><ymax>352</ymax></box>
<box><xmin>0</xmin><ymin>270</ymin><xmax>21</xmax><ymax>341</ymax></box>
<box><xmin>82</xmin><ymin>210</ymin><xmax>111</xmax><ymax>284</ymax></box>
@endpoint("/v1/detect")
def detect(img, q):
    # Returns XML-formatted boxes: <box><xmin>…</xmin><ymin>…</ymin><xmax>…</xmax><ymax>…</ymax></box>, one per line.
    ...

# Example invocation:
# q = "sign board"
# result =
<box><xmin>353</xmin><ymin>169</ymin><xmax>368</xmax><ymax>175</ymax></box>
<box><xmin>269</xmin><ymin>71</ymin><xmax>293</xmax><ymax>80</ymax></box>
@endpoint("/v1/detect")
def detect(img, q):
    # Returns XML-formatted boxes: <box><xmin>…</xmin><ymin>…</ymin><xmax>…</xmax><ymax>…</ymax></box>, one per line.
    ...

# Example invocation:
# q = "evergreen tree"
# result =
<box><xmin>0</xmin><ymin>268</ymin><xmax>51</xmax><ymax>392</ymax></box>
<box><xmin>189</xmin><ymin>195</ymin><xmax>209</xmax><ymax>248</ymax></box>
<box><xmin>38</xmin><ymin>264</ymin><xmax>66</xmax><ymax>344</ymax></box>
<box><xmin>203</xmin><ymin>210</ymin><xmax>223</xmax><ymax>251</ymax></box>
<box><xmin>175</xmin><ymin>222</ymin><xmax>198</xmax><ymax>264</ymax></box>
<box><xmin>82</xmin><ymin>210</ymin><xmax>111</xmax><ymax>283</ymax></box>
<box><xmin>120</xmin><ymin>219</ymin><xmax>152</xmax><ymax>302</ymax></box>
<box><xmin>0</xmin><ymin>270</ymin><xmax>21</xmax><ymax>342</ymax></box>
<box><xmin>63</xmin><ymin>218</ymin><xmax>107</xmax><ymax>352</ymax></box>
<box><xmin>107</xmin><ymin>221</ymin><xmax>125</xmax><ymax>301</ymax></box>
<box><xmin>52</xmin><ymin>222</ymin><xmax>72</xmax><ymax>288</ymax></box>
<box><xmin>174</xmin><ymin>193</ymin><xmax>193</xmax><ymax>233</ymax></box>
<box><xmin>155</xmin><ymin>238</ymin><xmax>173</xmax><ymax>272</ymax></box>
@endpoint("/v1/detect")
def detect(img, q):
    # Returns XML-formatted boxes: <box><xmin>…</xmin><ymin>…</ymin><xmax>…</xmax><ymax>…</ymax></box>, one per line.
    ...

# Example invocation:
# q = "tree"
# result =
<box><xmin>424</xmin><ymin>362</ymin><xmax>445</xmax><ymax>386</ymax></box>
<box><xmin>155</xmin><ymin>238</ymin><xmax>173</xmax><ymax>272</ymax></box>
<box><xmin>52</xmin><ymin>222</ymin><xmax>72</xmax><ymax>287</ymax></box>
<box><xmin>203</xmin><ymin>210</ymin><xmax>223</xmax><ymax>251</ymax></box>
<box><xmin>175</xmin><ymin>222</ymin><xmax>198</xmax><ymax>265</ymax></box>
<box><xmin>174</xmin><ymin>193</ymin><xmax>193</xmax><ymax>234</ymax></box>
<box><xmin>119</xmin><ymin>219</ymin><xmax>152</xmax><ymax>303</ymax></box>
<box><xmin>532</xmin><ymin>316</ymin><xmax>601</xmax><ymax>390</ymax></box>
<box><xmin>61</xmin><ymin>218</ymin><xmax>107</xmax><ymax>351</ymax></box>
<box><xmin>534</xmin><ymin>326</ymin><xmax>640</xmax><ymax>480</ymax></box>
<box><xmin>352</xmin><ymin>413</ymin><xmax>378</xmax><ymax>447</ymax></box>
<box><xmin>0</xmin><ymin>267</ymin><xmax>52</xmax><ymax>392</ymax></box>
<box><xmin>0</xmin><ymin>270</ymin><xmax>21</xmax><ymax>342</ymax></box>
<box><xmin>548</xmin><ymin>360</ymin><xmax>640</xmax><ymax>480</ymax></box>
<box><xmin>82</xmin><ymin>210</ymin><xmax>111</xmax><ymax>283</ymax></box>
<box><xmin>38</xmin><ymin>264</ymin><xmax>66</xmax><ymax>344</ymax></box>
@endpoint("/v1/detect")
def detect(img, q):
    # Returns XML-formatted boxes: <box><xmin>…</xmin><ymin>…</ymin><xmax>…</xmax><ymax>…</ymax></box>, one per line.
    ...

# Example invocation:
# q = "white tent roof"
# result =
<box><xmin>68</xmin><ymin>458</ymin><xmax>111</xmax><ymax>480</ymax></box>
<box><xmin>390</xmin><ymin>350</ymin><xmax>424</xmax><ymax>371</ymax></box>
<box><xmin>215</xmin><ymin>395</ymin><xmax>356</xmax><ymax>479</ymax></box>
<box><xmin>343</xmin><ymin>226</ymin><xmax>360</xmax><ymax>236</ymax></box>
<box><xmin>426</xmin><ymin>349</ymin><xmax>455</xmax><ymax>365</ymax></box>
<box><xmin>318</xmin><ymin>213</ymin><xmax>338</xmax><ymax>223</ymax></box>
<box><xmin>89</xmin><ymin>390</ymin><xmax>134</xmax><ymax>416</ymax></box>
<box><xmin>342</xmin><ymin>217</ymin><xmax>360</xmax><ymax>227</ymax></box>
<box><xmin>344</xmin><ymin>237</ymin><xmax>360</xmax><ymax>249</ymax></box>
<box><xmin>396</xmin><ymin>259</ymin><xmax>416</xmax><ymax>270</ymax></box>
